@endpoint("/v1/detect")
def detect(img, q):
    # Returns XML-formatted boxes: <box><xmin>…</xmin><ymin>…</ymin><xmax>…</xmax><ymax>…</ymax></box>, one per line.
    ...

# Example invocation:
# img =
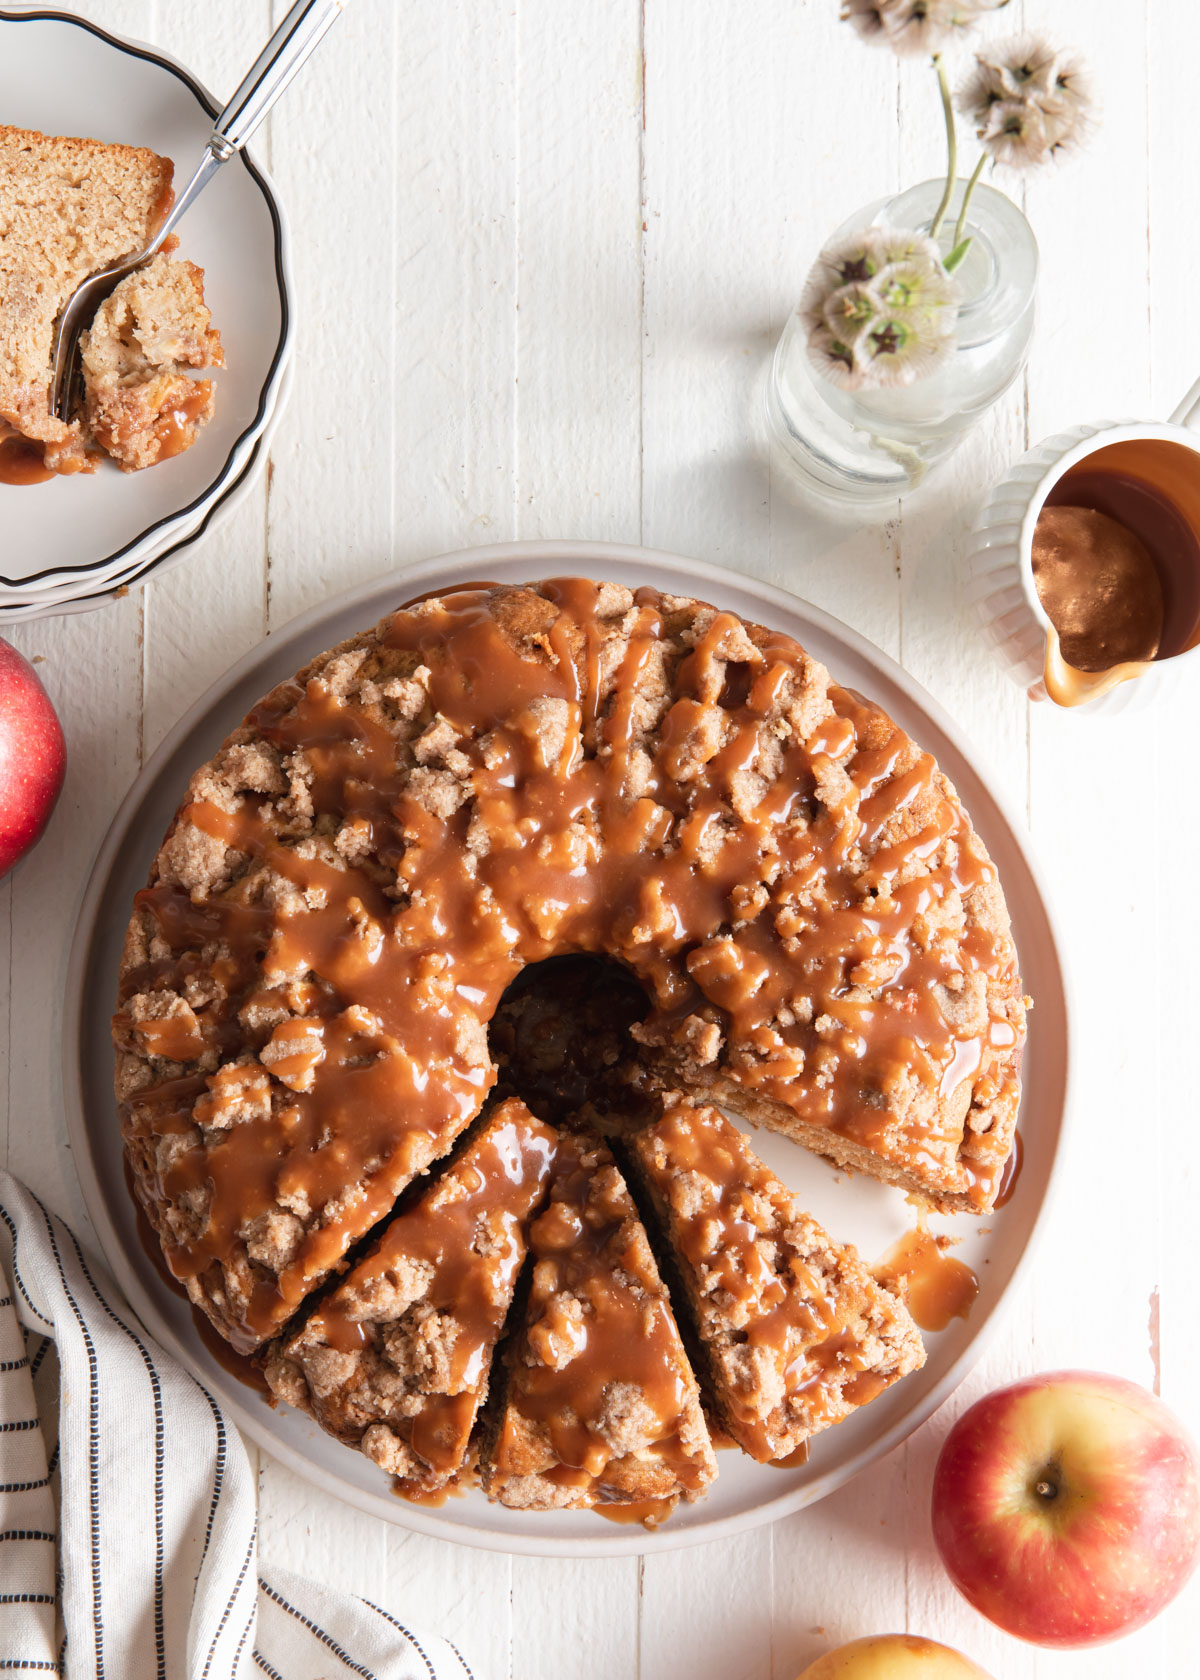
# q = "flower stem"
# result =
<box><xmin>929</xmin><ymin>54</ymin><xmax>957</xmax><ymax>241</ymax></box>
<box><xmin>952</xmin><ymin>152</ymin><xmax>988</xmax><ymax>249</ymax></box>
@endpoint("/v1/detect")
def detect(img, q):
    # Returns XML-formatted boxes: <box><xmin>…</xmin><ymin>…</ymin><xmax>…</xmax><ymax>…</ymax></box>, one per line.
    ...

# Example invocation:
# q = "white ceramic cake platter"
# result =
<box><xmin>0</xmin><ymin>7</ymin><xmax>292</xmax><ymax>605</ymax></box>
<box><xmin>64</xmin><ymin>542</ymin><xmax>1071</xmax><ymax>1558</ymax></box>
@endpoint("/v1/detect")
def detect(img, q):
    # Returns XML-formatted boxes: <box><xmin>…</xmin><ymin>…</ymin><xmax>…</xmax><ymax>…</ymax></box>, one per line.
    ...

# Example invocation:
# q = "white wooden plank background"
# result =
<box><xmin>3</xmin><ymin>1</ymin><xmax>1198</xmax><ymax>1674</ymax></box>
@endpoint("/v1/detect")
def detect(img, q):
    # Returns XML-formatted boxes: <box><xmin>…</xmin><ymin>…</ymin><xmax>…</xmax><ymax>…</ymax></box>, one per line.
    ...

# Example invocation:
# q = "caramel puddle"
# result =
<box><xmin>877</xmin><ymin>1225</ymin><xmax>978</xmax><ymax>1333</ymax></box>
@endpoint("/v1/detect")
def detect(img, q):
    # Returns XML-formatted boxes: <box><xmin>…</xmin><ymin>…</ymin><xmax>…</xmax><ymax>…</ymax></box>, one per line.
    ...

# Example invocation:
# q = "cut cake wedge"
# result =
<box><xmin>263</xmin><ymin>1099</ymin><xmax>557</xmax><ymax>1495</ymax></box>
<box><xmin>480</xmin><ymin>1129</ymin><xmax>716</xmax><ymax>1524</ymax></box>
<box><xmin>0</xmin><ymin>124</ymin><xmax>221</xmax><ymax>473</ymax></box>
<box><xmin>627</xmin><ymin>1096</ymin><xmax>925</xmax><ymax>1462</ymax></box>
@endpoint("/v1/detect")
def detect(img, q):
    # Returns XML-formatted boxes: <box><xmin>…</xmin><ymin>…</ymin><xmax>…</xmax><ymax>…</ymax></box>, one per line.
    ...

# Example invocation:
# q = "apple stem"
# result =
<box><xmin>1034</xmin><ymin>1478</ymin><xmax>1058</xmax><ymax>1501</ymax></box>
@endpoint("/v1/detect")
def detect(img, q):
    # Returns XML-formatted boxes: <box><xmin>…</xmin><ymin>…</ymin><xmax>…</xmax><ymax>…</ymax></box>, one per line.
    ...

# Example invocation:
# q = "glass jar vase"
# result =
<box><xmin>766</xmin><ymin>178</ymin><xmax>1038</xmax><ymax>504</ymax></box>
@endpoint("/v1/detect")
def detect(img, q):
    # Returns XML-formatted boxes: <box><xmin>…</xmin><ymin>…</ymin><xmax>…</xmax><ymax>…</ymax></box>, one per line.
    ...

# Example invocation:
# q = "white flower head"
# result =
<box><xmin>873</xmin><ymin>258</ymin><xmax>960</xmax><ymax>315</ymax></box>
<box><xmin>959</xmin><ymin>35</ymin><xmax>1095</xmax><ymax>168</ymax></box>
<box><xmin>862</xmin><ymin>313</ymin><xmax>955</xmax><ymax>386</ymax></box>
<box><xmin>841</xmin><ymin>0</ymin><xmax>1006</xmax><ymax>59</ymax></box>
<box><xmin>800</xmin><ymin>226</ymin><xmax>960</xmax><ymax>392</ymax></box>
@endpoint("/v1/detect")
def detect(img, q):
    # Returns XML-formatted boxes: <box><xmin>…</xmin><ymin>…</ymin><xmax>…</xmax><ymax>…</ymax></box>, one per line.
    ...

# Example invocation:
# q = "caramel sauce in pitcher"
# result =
<box><xmin>1034</xmin><ymin>444</ymin><xmax>1200</xmax><ymax>705</ymax></box>
<box><xmin>1033</xmin><ymin>506</ymin><xmax>1163</xmax><ymax>670</ymax></box>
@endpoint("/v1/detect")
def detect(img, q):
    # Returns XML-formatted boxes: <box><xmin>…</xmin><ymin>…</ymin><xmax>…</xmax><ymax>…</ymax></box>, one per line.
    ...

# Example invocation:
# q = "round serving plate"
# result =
<box><xmin>0</xmin><ymin>6</ymin><xmax>292</xmax><ymax>598</ymax></box>
<box><xmin>64</xmin><ymin>541</ymin><xmax>1071</xmax><ymax>1558</ymax></box>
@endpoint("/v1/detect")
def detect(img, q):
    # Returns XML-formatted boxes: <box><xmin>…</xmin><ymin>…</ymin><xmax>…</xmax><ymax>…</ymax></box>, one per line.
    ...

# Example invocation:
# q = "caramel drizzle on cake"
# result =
<box><xmin>627</xmin><ymin>1098</ymin><xmax>925</xmax><ymax>1462</ymax></box>
<box><xmin>114</xmin><ymin>578</ymin><xmax>1024</xmax><ymax>1353</ymax></box>
<box><xmin>480</xmin><ymin>1131</ymin><xmax>716</xmax><ymax>1520</ymax></box>
<box><xmin>263</xmin><ymin>1099</ymin><xmax>557</xmax><ymax>1494</ymax></box>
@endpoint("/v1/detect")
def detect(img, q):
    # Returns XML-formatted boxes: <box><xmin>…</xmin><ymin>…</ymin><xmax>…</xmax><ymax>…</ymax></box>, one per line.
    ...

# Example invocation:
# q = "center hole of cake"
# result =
<box><xmin>488</xmin><ymin>955</ymin><xmax>650</xmax><ymax>1125</ymax></box>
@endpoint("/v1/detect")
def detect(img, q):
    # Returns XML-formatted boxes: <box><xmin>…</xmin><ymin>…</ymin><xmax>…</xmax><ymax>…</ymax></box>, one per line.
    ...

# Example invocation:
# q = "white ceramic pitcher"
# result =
<box><xmin>964</xmin><ymin>378</ymin><xmax>1200</xmax><ymax>715</ymax></box>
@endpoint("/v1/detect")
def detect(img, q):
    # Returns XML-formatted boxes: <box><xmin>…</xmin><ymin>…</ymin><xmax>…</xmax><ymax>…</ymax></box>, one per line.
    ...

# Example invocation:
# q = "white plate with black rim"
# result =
<box><xmin>0</xmin><ymin>361</ymin><xmax>294</xmax><ymax>624</ymax></box>
<box><xmin>0</xmin><ymin>7</ymin><xmax>292</xmax><ymax>601</ymax></box>
<box><xmin>63</xmin><ymin>541</ymin><xmax>1071</xmax><ymax>1558</ymax></box>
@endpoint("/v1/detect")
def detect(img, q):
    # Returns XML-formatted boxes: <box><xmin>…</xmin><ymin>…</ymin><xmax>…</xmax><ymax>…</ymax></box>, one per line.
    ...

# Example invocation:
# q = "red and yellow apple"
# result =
<box><xmin>932</xmin><ymin>1370</ymin><xmax>1200</xmax><ymax>1647</ymax></box>
<box><xmin>796</xmin><ymin>1634</ymin><xmax>992</xmax><ymax>1678</ymax></box>
<box><xmin>0</xmin><ymin>636</ymin><xmax>66</xmax><ymax>878</ymax></box>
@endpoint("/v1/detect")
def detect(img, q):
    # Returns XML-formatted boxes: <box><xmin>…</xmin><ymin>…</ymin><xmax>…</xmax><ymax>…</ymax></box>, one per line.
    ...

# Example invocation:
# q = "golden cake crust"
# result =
<box><xmin>113</xmin><ymin>578</ymin><xmax>1024</xmax><ymax>1358</ymax></box>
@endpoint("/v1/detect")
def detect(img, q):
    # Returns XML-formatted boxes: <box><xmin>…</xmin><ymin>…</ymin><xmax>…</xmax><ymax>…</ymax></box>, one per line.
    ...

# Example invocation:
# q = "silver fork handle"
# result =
<box><xmin>212</xmin><ymin>0</ymin><xmax>349</xmax><ymax>153</ymax></box>
<box><xmin>149</xmin><ymin>0</ymin><xmax>348</xmax><ymax>254</ymax></box>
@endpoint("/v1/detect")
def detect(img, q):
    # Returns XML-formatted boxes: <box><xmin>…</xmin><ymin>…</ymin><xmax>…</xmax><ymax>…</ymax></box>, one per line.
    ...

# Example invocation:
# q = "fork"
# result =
<box><xmin>50</xmin><ymin>0</ymin><xmax>349</xmax><ymax>422</ymax></box>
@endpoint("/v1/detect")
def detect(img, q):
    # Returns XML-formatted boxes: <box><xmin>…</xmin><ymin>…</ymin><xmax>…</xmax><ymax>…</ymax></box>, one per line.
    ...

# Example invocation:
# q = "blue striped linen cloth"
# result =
<box><xmin>0</xmin><ymin>1173</ymin><xmax>476</xmax><ymax>1680</ymax></box>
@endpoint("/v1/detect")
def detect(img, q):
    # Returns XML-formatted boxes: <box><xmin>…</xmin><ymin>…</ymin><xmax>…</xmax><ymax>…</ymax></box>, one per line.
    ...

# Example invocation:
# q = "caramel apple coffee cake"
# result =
<box><xmin>113</xmin><ymin>576</ymin><xmax>1026</xmax><ymax>1521</ymax></box>
<box><xmin>0</xmin><ymin>125</ymin><xmax>223</xmax><ymax>477</ymax></box>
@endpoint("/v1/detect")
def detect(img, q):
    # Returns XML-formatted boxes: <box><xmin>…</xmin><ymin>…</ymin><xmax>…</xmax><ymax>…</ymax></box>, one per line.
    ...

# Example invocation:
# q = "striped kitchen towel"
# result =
<box><xmin>0</xmin><ymin>1172</ymin><xmax>475</xmax><ymax>1680</ymax></box>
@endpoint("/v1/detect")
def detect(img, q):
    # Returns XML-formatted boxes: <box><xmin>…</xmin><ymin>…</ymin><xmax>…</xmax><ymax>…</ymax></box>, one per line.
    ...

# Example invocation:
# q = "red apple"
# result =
<box><xmin>932</xmin><ymin>1370</ymin><xmax>1200</xmax><ymax>1647</ymax></box>
<box><xmin>0</xmin><ymin>637</ymin><xmax>66</xmax><ymax>878</ymax></box>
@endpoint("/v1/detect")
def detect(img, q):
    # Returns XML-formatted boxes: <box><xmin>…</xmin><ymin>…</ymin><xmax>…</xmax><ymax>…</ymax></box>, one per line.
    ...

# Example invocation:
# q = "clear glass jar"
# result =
<box><xmin>766</xmin><ymin>178</ymin><xmax>1038</xmax><ymax>504</ymax></box>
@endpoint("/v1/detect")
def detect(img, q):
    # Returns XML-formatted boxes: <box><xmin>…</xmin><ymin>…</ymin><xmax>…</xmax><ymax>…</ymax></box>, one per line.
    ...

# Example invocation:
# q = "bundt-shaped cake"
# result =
<box><xmin>113</xmin><ymin>575</ymin><xmax>1025</xmax><ymax>1520</ymax></box>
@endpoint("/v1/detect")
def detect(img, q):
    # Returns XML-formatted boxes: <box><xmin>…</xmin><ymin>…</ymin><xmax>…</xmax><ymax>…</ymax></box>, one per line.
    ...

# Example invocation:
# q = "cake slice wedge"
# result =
<box><xmin>626</xmin><ymin>1096</ymin><xmax>925</xmax><ymax>1463</ymax></box>
<box><xmin>480</xmin><ymin>1129</ymin><xmax>716</xmax><ymax>1524</ymax></box>
<box><xmin>0</xmin><ymin>125</ymin><xmax>173</xmax><ymax>466</ymax></box>
<box><xmin>0</xmin><ymin>124</ymin><xmax>222</xmax><ymax>475</ymax></box>
<box><xmin>263</xmin><ymin>1099</ymin><xmax>557</xmax><ymax>1496</ymax></box>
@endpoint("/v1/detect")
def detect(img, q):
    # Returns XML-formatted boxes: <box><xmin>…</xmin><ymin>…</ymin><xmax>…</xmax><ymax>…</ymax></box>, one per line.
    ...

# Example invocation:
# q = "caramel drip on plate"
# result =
<box><xmin>770</xmin><ymin>1442</ymin><xmax>811</xmax><ymax>1469</ymax></box>
<box><xmin>117</xmin><ymin>578</ymin><xmax>1020</xmax><ymax>1348</ymax></box>
<box><xmin>876</xmin><ymin>1225</ymin><xmax>978</xmax><ymax>1333</ymax></box>
<box><xmin>489</xmin><ymin>1132</ymin><xmax>713</xmax><ymax>1514</ymax></box>
<box><xmin>593</xmin><ymin>1497</ymin><xmax>679</xmax><ymax>1526</ymax></box>
<box><xmin>993</xmin><ymin>1128</ymin><xmax>1023</xmax><ymax>1209</ymax></box>
<box><xmin>0</xmin><ymin>429</ymin><xmax>54</xmax><ymax>486</ymax></box>
<box><xmin>286</xmin><ymin>1102</ymin><xmax>556</xmax><ymax>1486</ymax></box>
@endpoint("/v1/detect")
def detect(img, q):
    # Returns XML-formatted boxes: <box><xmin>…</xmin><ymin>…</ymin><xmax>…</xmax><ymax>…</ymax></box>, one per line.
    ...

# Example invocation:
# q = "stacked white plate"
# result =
<box><xmin>0</xmin><ymin>8</ymin><xmax>293</xmax><ymax>622</ymax></box>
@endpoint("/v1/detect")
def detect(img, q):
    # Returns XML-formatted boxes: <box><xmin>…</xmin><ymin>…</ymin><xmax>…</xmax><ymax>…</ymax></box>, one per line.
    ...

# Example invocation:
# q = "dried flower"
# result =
<box><xmin>840</xmin><ymin>0</ymin><xmax>1005</xmax><ymax>58</ymax></box>
<box><xmin>800</xmin><ymin>227</ymin><xmax>960</xmax><ymax>391</ymax></box>
<box><xmin>959</xmin><ymin>35</ymin><xmax>1095</xmax><ymax>167</ymax></box>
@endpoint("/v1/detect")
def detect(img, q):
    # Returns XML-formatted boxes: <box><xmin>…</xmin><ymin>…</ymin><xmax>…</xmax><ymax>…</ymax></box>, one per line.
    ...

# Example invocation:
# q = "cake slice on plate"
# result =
<box><xmin>626</xmin><ymin>1096</ymin><xmax>925</xmax><ymax>1463</ymax></box>
<box><xmin>480</xmin><ymin>1129</ymin><xmax>716</xmax><ymax>1524</ymax></box>
<box><xmin>263</xmin><ymin>1099</ymin><xmax>557</xmax><ymax>1496</ymax></box>
<box><xmin>0</xmin><ymin>124</ymin><xmax>221</xmax><ymax>474</ymax></box>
